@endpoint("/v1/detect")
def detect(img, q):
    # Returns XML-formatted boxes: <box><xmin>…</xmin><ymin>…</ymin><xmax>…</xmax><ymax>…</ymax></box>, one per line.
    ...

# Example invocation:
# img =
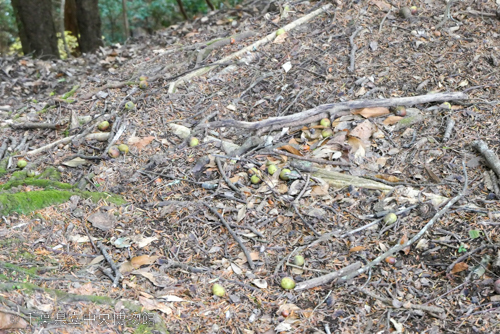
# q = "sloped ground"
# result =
<box><xmin>1</xmin><ymin>1</ymin><xmax>500</xmax><ymax>333</ymax></box>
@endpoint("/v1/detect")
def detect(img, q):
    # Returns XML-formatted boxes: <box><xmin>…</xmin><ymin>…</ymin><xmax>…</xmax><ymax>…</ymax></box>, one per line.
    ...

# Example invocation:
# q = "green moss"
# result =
<box><xmin>0</xmin><ymin>190</ymin><xmax>125</xmax><ymax>216</ymax></box>
<box><xmin>0</xmin><ymin>238</ymin><xmax>24</xmax><ymax>247</ymax></box>
<box><xmin>3</xmin><ymin>263</ymin><xmax>39</xmax><ymax>276</ymax></box>
<box><xmin>0</xmin><ymin>178</ymin><xmax>74</xmax><ymax>191</ymax></box>
<box><xmin>36</xmin><ymin>167</ymin><xmax>61</xmax><ymax>181</ymax></box>
<box><xmin>61</xmin><ymin>85</ymin><xmax>79</xmax><ymax>99</ymax></box>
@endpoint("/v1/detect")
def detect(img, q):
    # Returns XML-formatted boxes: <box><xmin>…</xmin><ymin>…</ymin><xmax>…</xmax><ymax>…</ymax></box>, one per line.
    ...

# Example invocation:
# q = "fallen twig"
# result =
<box><xmin>203</xmin><ymin>92</ymin><xmax>467</xmax><ymax>131</ymax></box>
<box><xmin>266</xmin><ymin>148</ymin><xmax>350</xmax><ymax>166</ymax></box>
<box><xmin>472</xmin><ymin>140</ymin><xmax>500</xmax><ymax>179</ymax></box>
<box><xmin>168</xmin><ymin>4</ymin><xmax>333</xmax><ymax>92</ymax></box>
<box><xmin>339</xmin><ymin>161</ymin><xmax>468</xmax><ymax>283</ymax></box>
<box><xmin>359</xmin><ymin>288</ymin><xmax>444</xmax><ymax>313</ymax></box>
<box><xmin>97</xmin><ymin>241</ymin><xmax>122</xmax><ymax>287</ymax></box>
<box><xmin>348</xmin><ymin>27</ymin><xmax>362</xmax><ymax>72</ymax></box>
<box><xmin>203</xmin><ymin>203</ymin><xmax>255</xmax><ymax>270</ymax></box>
<box><xmin>294</xmin><ymin>261</ymin><xmax>362</xmax><ymax>290</ymax></box>
<box><xmin>215</xmin><ymin>156</ymin><xmax>244</xmax><ymax>197</ymax></box>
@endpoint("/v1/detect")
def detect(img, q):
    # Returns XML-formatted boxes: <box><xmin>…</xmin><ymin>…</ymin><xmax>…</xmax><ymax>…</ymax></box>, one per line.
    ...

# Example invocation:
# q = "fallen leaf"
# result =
<box><xmin>347</xmin><ymin>136</ymin><xmax>366</xmax><ymax>159</ymax></box>
<box><xmin>0</xmin><ymin>312</ymin><xmax>28</xmax><ymax>329</ymax></box>
<box><xmin>451</xmin><ymin>262</ymin><xmax>469</xmax><ymax>274</ymax></box>
<box><xmin>352</xmin><ymin>107</ymin><xmax>390</xmax><ymax>118</ymax></box>
<box><xmin>131</xmin><ymin>255</ymin><xmax>159</xmax><ymax>268</ymax></box>
<box><xmin>383</xmin><ymin>115</ymin><xmax>403</xmax><ymax>125</ymax></box>
<box><xmin>375</xmin><ymin>174</ymin><xmax>401</xmax><ymax>182</ymax></box>
<box><xmin>252</xmin><ymin>279</ymin><xmax>268</xmax><ymax>289</ymax></box>
<box><xmin>128</xmin><ymin>136</ymin><xmax>155</xmax><ymax>150</ymax></box>
<box><xmin>138</xmin><ymin>296</ymin><xmax>172</xmax><ymax>315</ymax></box>
<box><xmin>349</xmin><ymin>245</ymin><xmax>366</xmax><ymax>253</ymax></box>
<box><xmin>350</xmin><ymin>119</ymin><xmax>374</xmax><ymax>142</ymax></box>
<box><xmin>277</xmin><ymin>145</ymin><xmax>302</xmax><ymax>156</ymax></box>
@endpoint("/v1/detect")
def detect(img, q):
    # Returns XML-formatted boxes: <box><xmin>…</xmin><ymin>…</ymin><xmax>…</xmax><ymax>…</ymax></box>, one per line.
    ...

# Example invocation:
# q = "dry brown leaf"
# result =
<box><xmin>68</xmin><ymin>282</ymin><xmax>96</xmax><ymax>295</ymax></box>
<box><xmin>277</xmin><ymin>145</ymin><xmax>303</xmax><ymax>156</ymax></box>
<box><xmin>349</xmin><ymin>246</ymin><xmax>366</xmax><ymax>253</ymax></box>
<box><xmin>128</xmin><ymin>136</ymin><xmax>155</xmax><ymax>150</ymax></box>
<box><xmin>0</xmin><ymin>312</ymin><xmax>28</xmax><ymax>329</ymax></box>
<box><xmin>311</xmin><ymin>184</ymin><xmax>329</xmax><ymax>196</ymax></box>
<box><xmin>131</xmin><ymin>255</ymin><xmax>159</xmax><ymax>269</ymax></box>
<box><xmin>375</xmin><ymin>174</ymin><xmax>402</xmax><ymax>182</ymax></box>
<box><xmin>371</xmin><ymin>0</ymin><xmax>392</xmax><ymax>11</ymax></box>
<box><xmin>352</xmin><ymin>107</ymin><xmax>390</xmax><ymax>118</ymax></box>
<box><xmin>451</xmin><ymin>262</ymin><xmax>469</xmax><ymax>274</ymax></box>
<box><xmin>383</xmin><ymin>115</ymin><xmax>403</xmax><ymax>125</ymax></box>
<box><xmin>350</xmin><ymin>120</ymin><xmax>374</xmax><ymax>142</ymax></box>
<box><xmin>347</xmin><ymin>136</ymin><xmax>366</xmax><ymax>158</ymax></box>
<box><xmin>138</xmin><ymin>296</ymin><xmax>172</xmax><ymax>315</ymax></box>
<box><xmin>274</xmin><ymin>32</ymin><xmax>288</xmax><ymax>44</ymax></box>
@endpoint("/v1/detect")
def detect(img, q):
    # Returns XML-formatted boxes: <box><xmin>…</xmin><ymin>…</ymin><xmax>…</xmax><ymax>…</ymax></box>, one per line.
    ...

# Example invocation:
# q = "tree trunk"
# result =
<box><xmin>205</xmin><ymin>0</ymin><xmax>215</xmax><ymax>11</ymax></box>
<box><xmin>60</xmin><ymin>0</ymin><xmax>71</xmax><ymax>58</ymax></box>
<box><xmin>64</xmin><ymin>0</ymin><xmax>80</xmax><ymax>49</ymax></box>
<box><xmin>74</xmin><ymin>0</ymin><xmax>103</xmax><ymax>53</ymax></box>
<box><xmin>175</xmin><ymin>0</ymin><xmax>188</xmax><ymax>21</ymax></box>
<box><xmin>10</xmin><ymin>0</ymin><xmax>60</xmax><ymax>59</ymax></box>
<box><xmin>121</xmin><ymin>0</ymin><xmax>130</xmax><ymax>39</ymax></box>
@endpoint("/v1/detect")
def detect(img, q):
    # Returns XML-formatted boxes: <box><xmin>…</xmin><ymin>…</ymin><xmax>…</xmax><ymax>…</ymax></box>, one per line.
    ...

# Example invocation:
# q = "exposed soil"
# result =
<box><xmin>1</xmin><ymin>1</ymin><xmax>500</xmax><ymax>333</ymax></box>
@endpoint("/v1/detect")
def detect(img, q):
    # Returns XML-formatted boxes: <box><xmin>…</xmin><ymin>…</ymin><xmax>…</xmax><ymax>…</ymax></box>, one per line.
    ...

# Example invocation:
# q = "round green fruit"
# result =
<box><xmin>108</xmin><ymin>146</ymin><xmax>120</xmax><ymax>158</ymax></box>
<box><xmin>279</xmin><ymin>168</ymin><xmax>291</xmax><ymax>181</ymax></box>
<box><xmin>383</xmin><ymin>213</ymin><xmax>397</xmax><ymax>225</ymax></box>
<box><xmin>118</xmin><ymin>144</ymin><xmax>129</xmax><ymax>154</ymax></box>
<box><xmin>139</xmin><ymin>81</ymin><xmax>148</xmax><ymax>89</ymax></box>
<box><xmin>321</xmin><ymin>129</ymin><xmax>333</xmax><ymax>138</ymax></box>
<box><xmin>17</xmin><ymin>159</ymin><xmax>27</xmax><ymax>169</ymax></box>
<box><xmin>320</xmin><ymin>118</ymin><xmax>331</xmax><ymax>127</ymax></box>
<box><xmin>212</xmin><ymin>283</ymin><xmax>225</xmax><ymax>297</ymax></box>
<box><xmin>276</xmin><ymin>28</ymin><xmax>286</xmax><ymax>36</ymax></box>
<box><xmin>293</xmin><ymin>255</ymin><xmax>305</xmax><ymax>266</ymax></box>
<box><xmin>267</xmin><ymin>164</ymin><xmax>278</xmax><ymax>175</ymax></box>
<box><xmin>280</xmin><ymin>277</ymin><xmax>296</xmax><ymax>290</ymax></box>
<box><xmin>26</xmin><ymin>169</ymin><xmax>35</xmax><ymax>177</ymax></box>
<box><xmin>189</xmin><ymin>137</ymin><xmax>199</xmax><ymax>147</ymax></box>
<box><xmin>124</xmin><ymin>101</ymin><xmax>135</xmax><ymax>110</ymax></box>
<box><xmin>98</xmin><ymin>121</ymin><xmax>110</xmax><ymax>131</ymax></box>
<box><xmin>251</xmin><ymin>174</ymin><xmax>261</xmax><ymax>184</ymax></box>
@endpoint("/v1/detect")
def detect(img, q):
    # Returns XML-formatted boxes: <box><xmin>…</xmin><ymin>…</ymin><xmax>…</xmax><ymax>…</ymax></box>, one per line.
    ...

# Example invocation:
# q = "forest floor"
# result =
<box><xmin>1</xmin><ymin>0</ymin><xmax>500</xmax><ymax>333</ymax></box>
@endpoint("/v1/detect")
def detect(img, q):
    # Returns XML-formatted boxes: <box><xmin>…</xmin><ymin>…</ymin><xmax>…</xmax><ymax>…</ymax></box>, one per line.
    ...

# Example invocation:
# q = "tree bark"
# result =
<box><xmin>11</xmin><ymin>0</ymin><xmax>60</xmax><ymax>59</ymax></box>
<box><xmin>121</xmin><ymin>0</ymin><xmax>130</xmax><ymax>39</ymax></box>
<box><xmin>175</xmin><ymin>0</ymin><xmax>188</xmax><ymax>20</ymax></box>
<box><xmin>74</xmin><ymin>0</ymin><xmax>103</xmax><ymax>53</ymax></box>
<box><xmin>64</xmin><ymin>0</ymin><xmax>80</xmax><ymax>51</ymax></box>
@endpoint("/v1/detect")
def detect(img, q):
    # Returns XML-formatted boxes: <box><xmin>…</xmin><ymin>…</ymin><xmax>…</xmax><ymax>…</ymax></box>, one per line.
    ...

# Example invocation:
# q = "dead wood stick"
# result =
<box><xmin>339</xmin><ymin>161</ymin><xmax>468</xmax><ymax>283</ymax></box>
<box><xmin>293</xmin><ymin>203</ymin><xmax>321</xmax><ymax>236</ymax></box>
<box><xmin>472</xmin><ymin>140</ymin><xmax>500</xmax><ymax>180</ymax></box>
<box><xmin>358</xmin><ymin>288</ymin><xmax>444</xmax><ymax>313</ymax></box>
<box><xmin>168</xmin><ymin>4</ymin><xmax>333</xmax><ymax>92</ymax></box>
<box><xmin>203</xmin><ymin>203</ymin><xmax>255</xmax><ymax>270</ymax></box>
<box><xmin>203</xmin><ymin>92</ymin><xmax>468</xmax><ymax>130</ymax></box>
<box><xmin>348</xmin><ymin>27</ymin><xmax>362</xmax><ymax>72</ymax></box>
<box><xmin>10</xmin><ymin>122</ymin><xmax>58</xmax><ymax>130</ymax></box>
<box><xmin>442</xmin><ymin>118</ymin><xmax>455</xmax><ymax>142</ymax></box>
<box><xmin>26</xmin><ymin>132</ymin><xmax>109</xmax><ymax>156</ymax></box>
<box><xmin>266</xmin><ymin>148</ymin><xmax>351</xmax><ymax>166</ymax></box>
<box><xmin>215</xmin><ymin>156</ymin><xmax>244</xmax><ymax>196</ymax></box>
<box><xmin>294</xmin><ymin>261</ymin><xmax>362</xmax><ymax>290</ymax></box>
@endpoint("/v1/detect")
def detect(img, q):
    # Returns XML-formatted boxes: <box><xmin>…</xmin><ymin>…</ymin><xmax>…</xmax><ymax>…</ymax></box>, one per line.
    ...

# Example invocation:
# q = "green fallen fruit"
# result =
<box><xmin>267</xmin><ymin>164</ymin><xmax>278</xmax><ymax>175</ymax></box>
<box><xmin>108</xmin><ymin>146</ymin><xmax>120</xmax><ymax>158</ymax></box>
<box><xmin>26</xmin><ymin>169</ymin><xmax>35</xmax><ymax>177</ymax></box>
<box><xmin>118</xmin><ymin>144</ymin><xmax>129</xmax><ymax>154</ymax></box>
<box><xmin>293</xmin><ymin>255</ymin><xmax>305</xmax><ymax>266</ymax></box>
<box><xmin>17</xmin><ymin>159</ymin><xmax>27</xmax><ymax>169</ymax></box>
<box><xmin>124</xmin><ymin>101</ymin><xmax>135</xmax><ymax>110</ymax></box>
<box><xmin>98</xmin><ymin>121</ymin><xmax>110</xmax><ymax>131</ymax></box>
<box><xmin>279</xmin><ymin>168</ymin><xmax>291</xmax><ymax>181</ymax></box>
<box><xmin>321</xmin><ymin>129</ymin><xmax>333</xmax><ymax>138</ymax></box>
<box><xmin>276</xmin><ymin>28</ymin><xmax>285</xmax><ymax>36</ymax></box>
<box><xmin>320</xmin><ymin>118</ymin><xmax>331</xmax><ymax>127</ymax></box>
<box><xmin>383</xmin><ymin>213</ymin><xmax>397</xmax><ymax>225</ymax></box>
<box><xmin>212</xmin><ymin>283</ymin><xmax>225</xmax><ymax>297</ymax></box>
<box><xmin>281</xmin><ymin>277</ymin><xmax>295</xmax><ymax>290</ymax></box>
<box><xmin>251</xmin><ymin>174</ymin><xmax>261</xmax><ymax>184</ymax></box>
<box><xmin>139</xmin><ymin>81</ymin><xmax>148</xmax><ymax>89</ymax></box>
<box><xmin>189</xmin><ymin>137</ymin><xmax>199</xmax><ymax>147</ymax></box>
